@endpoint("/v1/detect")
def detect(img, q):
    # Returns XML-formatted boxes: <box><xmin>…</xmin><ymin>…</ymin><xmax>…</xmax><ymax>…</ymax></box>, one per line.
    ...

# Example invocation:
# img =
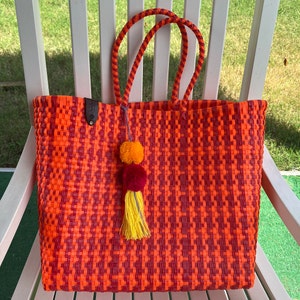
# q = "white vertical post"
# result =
<box><xmin>15</xmin><ymin>0</ymin><xmax>49</xmax><ymax>124</ymax></box>
<box><xmin>99</xmin><ymin>0</ymin><xmax>116</xmax><ymax>103</ymax></box>
<box><xmin>69</xmin><ymin>0</ymin><xmax>91</xmax><ymax>98</ymax></box>
<box><xmin>240</xmin><ymin>0</ymin><xmax>280</xmax><ymax>100</ymax></box>
<box><xmin>152</xmin><ymin>0</ymin><xmax>173</xmax><ymax>101</ymax></box>
<box><xmin>179</xmin><ymin>0</ymin><xmax>201</xmax><ymax>99</ymax></box>
<box><xmin>202</xmin><ymin>0</ymin><xmax>230</xmax><ymax>100</ymax></box>
<box><xmin>127</xmin><ymin>0</ymin><xmax>144</xmax><ymax>102</ymax></box>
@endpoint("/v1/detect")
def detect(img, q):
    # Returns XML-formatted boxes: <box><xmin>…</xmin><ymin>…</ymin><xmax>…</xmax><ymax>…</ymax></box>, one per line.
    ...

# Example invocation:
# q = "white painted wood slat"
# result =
<box><xmin>127</xmin><ymin>0</ymin><xmax>144</xmax><ymax>102</ymax></box>
<box><xmin>134</xmin><ymin>292</ymin><xmax>152</xmax><ymax>300</ymax></box>
<box><xmin>69</xmin><ymin>0</ymin><xmax>91</xmax><ymax>98</ymax></box>
<box><xmin>95</xmin><ymin>292</ymin><xmax>114</xmax><ymax>300</ymax></box>
<box><xmin>202</xmin><ymin>0</ymin><xmax>229</xmax><ymax>100</ymax></box>
<box><xmin>55</xmin><ymin>291</ymin><xmax>76</xmax><ymax>300</ymax></box>
<box><xmin>240</xmin><ymin>0</ymin><xmax>280</xmax><ymax>100</ymax></box>
<box><xmin>179</xmin><ymin>0</ymin><xmax>201</xmax><ymax>99</ymax></box>
<box><xmin>247</xmin><ymin>274</ymin><xmax>270</xmax><ymax>300</ymax></box>
<box><xmin>152</xmin><ymin>0</ymin><xmax>173</xmax><ymax>101</ymax></box>
<box><xmin>115</xmin><ymin>292</ymin><xmax>132</xmax><ymax>300</ymax></box>
<box><xmin>262</xmin><ymin>147</ymin><xmax>300</xmax><ymax>244</ymax></box>
<box><xmin>255</xmin><ymin>243</ymin><xmax>291</xmax><ymax>299</ymax></box>
<box><xmin>14</xmin><ymin>0</ymin><xmax>49</xmax><ymax>123</ymax></box>
<box><xmin>76</xmin><ymin>291</ymin><xmax>96</xmax><ymax>299</ymax></box>
<box><xmin>206</xmin><ymin>290</ymin><xmax>229</xmax><ymax>300</ymax></box>
<box><xmin>189</xmin><ymin>290</ymin><xmax>209</xmax><ymax>300</ymax></box>
<box><xmin>33</xmin><ymin>279</ymin><xmax>55</xmax><ymax>300</ymax></box>
<box><xmin>152</xmin><ymin>292</ymin><xmax>171</xmax><ymax>300</ymax></box>
<box><xmin>0</xmin><ymin>128</ymin><xmax>36</xmax><ymax>266</ymax></box>
<box><xmin>99</xmin><ymin>0</ymin><xmax>116</xmax><ymax>103</ymax></box>
<box><xmin>171</xmin><ymin>291</ymin><xmax>189</xmax><ymax>300</ymax></box>
<box><xmin>11</xmin><ymin>234</ymin><xmax>42</xmax><ymax>300</ymax></box>
<box><xmin>226</xmin><ymin>289</ymin><xmax>248</xmax><ymax>300</ymax></box>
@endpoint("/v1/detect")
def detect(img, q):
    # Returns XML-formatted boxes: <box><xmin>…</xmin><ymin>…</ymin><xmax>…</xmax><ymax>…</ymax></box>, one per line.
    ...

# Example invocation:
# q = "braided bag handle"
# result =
<box><xmin>124</xmin><ymin>17</ymin><xmax>189</xmax><ymax>104</ymax></box>
<box><xmin>112</xmin><ymin>8</ymin><xmax>205</xmax><ymax>106</ymax></box>
<box><xmin>112</xmin><ymin>9</ymin><xmax>187</xmax><ymax>105</ymax></box>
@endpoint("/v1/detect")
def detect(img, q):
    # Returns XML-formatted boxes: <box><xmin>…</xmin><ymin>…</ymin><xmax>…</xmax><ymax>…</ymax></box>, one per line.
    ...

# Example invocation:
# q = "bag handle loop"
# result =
<box><xmin>112</xmin><ymin>9</ymin><xmax>187</xmax><ymax>106</ymax></box>
<box><xmin>123</xmin><ymin>16</ymin><xmax>189</xmax><ymax>105</ymax></box>
<box><xmin>112</xmin><ymin>8</ymin><xmax>205</xmax><ymax>106</ymax></box>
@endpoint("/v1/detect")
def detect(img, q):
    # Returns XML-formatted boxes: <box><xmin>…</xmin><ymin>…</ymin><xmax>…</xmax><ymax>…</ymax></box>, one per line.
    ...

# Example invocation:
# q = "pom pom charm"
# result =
<box><xmin>120</xmin><ymin>141</ymin><xmax>144</xmax><ymax>164</ymax></box>
<box><xmin>123</xmin><ymin>164</ymin><xmax>147</xmax><ymax>191</ymax></box>
<box><xmin>119</xmin><ymin>141</ymin><xmax>150</xmax><ymax>240</ymax></box>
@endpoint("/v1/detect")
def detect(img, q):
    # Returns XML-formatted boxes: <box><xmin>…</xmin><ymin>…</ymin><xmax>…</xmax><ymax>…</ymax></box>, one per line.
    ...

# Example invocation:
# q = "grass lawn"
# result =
<box><xmin>0</xmin><ymin>0</ymin><xmax>299</xmax><ymax>170</ymax></box>
<box><xmin>0</xmin><ymin>0</ymin><xmax>299</xmax><ymax>298</ymax></box>
<box><xmin>259</xmin><ymin>176</ymin><xmax>300</xmax><ymax>300</ymax></box>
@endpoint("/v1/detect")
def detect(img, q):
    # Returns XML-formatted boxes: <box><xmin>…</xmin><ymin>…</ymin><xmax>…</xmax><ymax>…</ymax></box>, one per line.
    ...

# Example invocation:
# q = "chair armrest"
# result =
<box><xmin>0</xmin><ymin>127</ymin><xmax>36</xmax><ymax>265</ymax></box>
<box><xmin>262</xmin><ymin>146</ymin><xmax>300</xmax><ymax>244</ymax></box>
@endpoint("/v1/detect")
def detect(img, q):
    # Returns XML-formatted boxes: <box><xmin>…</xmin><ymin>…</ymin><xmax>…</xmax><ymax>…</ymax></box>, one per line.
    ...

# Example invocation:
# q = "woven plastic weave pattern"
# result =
<box><xmin>33</xmin><ymin>8</ymin><xmax>267</xmax><ymax>292</ymax></box>
<box><xmin>34</xmin><ymin>96</ymin><xmax>267</xmax><ymax>292</ymax></box>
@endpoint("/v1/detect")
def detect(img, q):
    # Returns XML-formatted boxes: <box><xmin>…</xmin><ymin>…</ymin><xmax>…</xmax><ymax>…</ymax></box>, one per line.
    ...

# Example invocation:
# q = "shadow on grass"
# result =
<box><xmin>265</xmin><ymin>114</ymin><xmax>300</xmax><ymax>150</ymax></box>
<box><xmin>1</xmin><ymin>50</ymin><xmax>299</xmax><ymax>167</ymax></box>
<box><xmin>1</xmin><ymin>51</ymin><xmax>300</xmax><ymax>168</ymax></box>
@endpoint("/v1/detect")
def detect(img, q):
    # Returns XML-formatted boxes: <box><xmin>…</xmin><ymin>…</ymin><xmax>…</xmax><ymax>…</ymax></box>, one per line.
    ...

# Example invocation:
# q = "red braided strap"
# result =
<box><xmin>111</xmin><ymin>8</ymin><xmax>205</xmax><ymax>106</ymax></box>
<box><xmin>123</xmin><ymin>18</ymin><xmax>189</xmax><ymax>104</ymax></box>
<box><xmin>112</xmin><ymin>8</ymin><xmax>179</xmax><ymax>106</ymax></box>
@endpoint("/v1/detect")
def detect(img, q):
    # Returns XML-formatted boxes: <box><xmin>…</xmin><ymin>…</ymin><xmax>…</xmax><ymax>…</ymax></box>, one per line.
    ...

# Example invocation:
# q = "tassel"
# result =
<box><xmin>121</xmin><ymin>190</ymin><xmax>150</xmax><ymax>240</ymax></box>
<box><xmin>119</xmin><ymin>141</ymin><xmax>150</xmax><ymax>240</ymax></box>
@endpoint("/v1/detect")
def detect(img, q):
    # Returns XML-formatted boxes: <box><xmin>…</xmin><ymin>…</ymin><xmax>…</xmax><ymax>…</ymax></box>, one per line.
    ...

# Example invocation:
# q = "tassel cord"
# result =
<box><xmin>121</xmin><ymin>105</ymin><xmax>133</xmax><ymax>142</ymax></box>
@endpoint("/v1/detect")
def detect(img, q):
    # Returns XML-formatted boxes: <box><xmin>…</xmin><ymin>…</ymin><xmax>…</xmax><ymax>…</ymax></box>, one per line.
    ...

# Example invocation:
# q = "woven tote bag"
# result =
<box><xmin>34</xmin><ymin>9</ymin><xmax>267</xmax><ymax>292</ymax></box>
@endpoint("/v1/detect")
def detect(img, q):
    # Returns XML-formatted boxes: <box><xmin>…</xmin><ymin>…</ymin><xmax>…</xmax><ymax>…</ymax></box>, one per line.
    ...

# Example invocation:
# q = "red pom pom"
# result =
<box><xmin>123</xmin><ymin>164</ymin><xmax>147</xmax><ymax>191</ymax></box>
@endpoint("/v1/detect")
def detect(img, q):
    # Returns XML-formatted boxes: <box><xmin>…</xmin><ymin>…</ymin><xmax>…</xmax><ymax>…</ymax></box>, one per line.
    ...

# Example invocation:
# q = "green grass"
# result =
<box><xmin>259</xmin><ymin>176</ymin><xmax>300</xmax><ymax>300</ymax></box>
<box><xmin>0</xmin><ymin>0</ymin><xmax>299</xmax><ymax>169</ymax></box>
<box><xmin>0</xmin><ymin>0</ymin><xmax>300</xmax><ymax>169</ymax></box>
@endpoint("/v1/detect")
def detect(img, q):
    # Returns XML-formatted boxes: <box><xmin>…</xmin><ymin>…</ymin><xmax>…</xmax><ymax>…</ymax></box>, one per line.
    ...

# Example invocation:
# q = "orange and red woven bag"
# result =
<box><xmin>34</xmin><ymin>9</ymin><xmax>267</xmax><ymax>292</ymax></box>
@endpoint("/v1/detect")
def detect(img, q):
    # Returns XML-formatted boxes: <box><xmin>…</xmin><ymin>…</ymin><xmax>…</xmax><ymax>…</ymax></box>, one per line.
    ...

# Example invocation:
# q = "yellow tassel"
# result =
<box><xmin>121</xmin><ymin>191</ymin><xmax>150</xmax><ymax>240</ymax></box>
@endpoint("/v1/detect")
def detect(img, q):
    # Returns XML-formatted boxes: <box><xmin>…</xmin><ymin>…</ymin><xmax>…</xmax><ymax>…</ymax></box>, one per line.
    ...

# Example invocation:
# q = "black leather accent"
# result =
<box><xmin>84</xmin><ymin>97</ymin><xmax>99</xmax><ymax>126</ymax></box>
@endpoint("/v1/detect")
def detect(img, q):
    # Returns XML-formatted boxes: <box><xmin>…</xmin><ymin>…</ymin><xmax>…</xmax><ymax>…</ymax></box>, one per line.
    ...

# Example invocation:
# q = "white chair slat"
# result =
<box><xmin>170</xmin><ymin>291</ymin><xmax>189</xmax><ymax>300</ymax></box>
<box><xmin>76</xmin><ymin>291</ymin><xmax>95</xmax><ymax>299</ymax></box>
<box><xmin>178</xmin><ymin>0</ymin><xmax>201</xmax><ymax>99</ymax></box>
<box><xmin>14</xmin><ymin>0</ymin><xmax>49</xmax><ymax>123</ymax></box>
<box><xmin>127</xmin><ymin>0</ymin><xmax>144</xmax><ymax>102</ymax></box>
<box><xmin>115</xmin><ymin>292</ymin><xmax>132</xmax><ymax>300</ymax></box>
<box><xmin>0</xmin><ymin>128</ymin><xmax>35</xmax><ymax>265</ymax></box>
<box><xmin>99</xmin><ymin>0</ymin><xmax>116</xmax><ymax>103</ymax></box>
<box><xmin>55</xmin><ymin>291</ymin><xmax>76</xmax><ymax>300</ymax></box>
<box><xmin>255</xmin><ymin>242</ymin><xmax>292</xmax><ymax>299</ymax></box>
<box><xmin>246</xmin><ymin>274</ymin><xmax>270</xmax><ymax>300</ymax></box>
<box><xmin>202</xmin><ymin>0</ymin><xmax>229</xmax><ymax>100</ymax></box>
<box><xmin>263</xmin><ymin>147</ymin><xmax>300</xmax><ymax>244</ymax></box>
<box><xmin>134</xmin><ymin>292</ymin><xmax>151</xmax><ymax>300</ymax></box>
<box><xmin>152</xmin><ymin>292</ymin><xmax>171</xmax><ymax>300</ymax></box>
<box><xmin>69</xmin><ymin>0</ymin><xmax>91</xmax><ymax>98</ymax></box>
<box><xmin>152</xmin><ymin>0</ymin><xmax>172</xmax><ymax>101</ymax></box>
<box><xmin>226</xmin><ymin>289</ymin><xmax>248</xmax><ymax>300</ymax></box>
<box><xmin>206</xmin><ymin>290</ymin><xmax>229</xmax><ymax>300</ymax></box>
<box><xmin>240</xmin><ymin>0</ymin><xmax>280</xmax><ymax>100</ymax></box>
<box><xmin>189</xmin><ymin>290</ymin><xmax>209</xmax><ymax>300</ymax></box>
<box><xmin>33</xmin><ymin>280</ymin><xmax>55</xmax><ymax>300</ymax></box>
<box><xmin>95</xmin><ymin>292</ymin><xmax>114</xmax><ymax>300</ymax></box>
<box><xmin>11</xmin><ymin>234</ymin><xmax>42</xmax><ymax>300</ymax></box>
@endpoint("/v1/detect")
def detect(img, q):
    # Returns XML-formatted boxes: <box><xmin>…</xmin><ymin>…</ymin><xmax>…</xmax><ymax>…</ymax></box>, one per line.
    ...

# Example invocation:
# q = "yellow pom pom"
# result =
<box><xmin>120</xmin><ymin>141</ymin><xmax>144</xmax><ymax>164</ymax></box>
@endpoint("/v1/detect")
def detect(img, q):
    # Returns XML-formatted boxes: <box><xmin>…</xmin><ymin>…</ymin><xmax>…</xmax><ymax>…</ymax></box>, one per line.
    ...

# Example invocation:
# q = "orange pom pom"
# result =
<box><xmin>120</xmin><ymin>141</ymin><xmax>144</xmax><ymax>164</ymax></box>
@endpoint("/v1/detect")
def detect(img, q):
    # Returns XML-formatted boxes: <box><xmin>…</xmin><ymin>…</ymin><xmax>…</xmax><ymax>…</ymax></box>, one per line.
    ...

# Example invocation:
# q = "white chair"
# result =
<box><xmin>1</xmin><ymin>0</ymin><xmax>299</xmax><ymax>299</ymax></box>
